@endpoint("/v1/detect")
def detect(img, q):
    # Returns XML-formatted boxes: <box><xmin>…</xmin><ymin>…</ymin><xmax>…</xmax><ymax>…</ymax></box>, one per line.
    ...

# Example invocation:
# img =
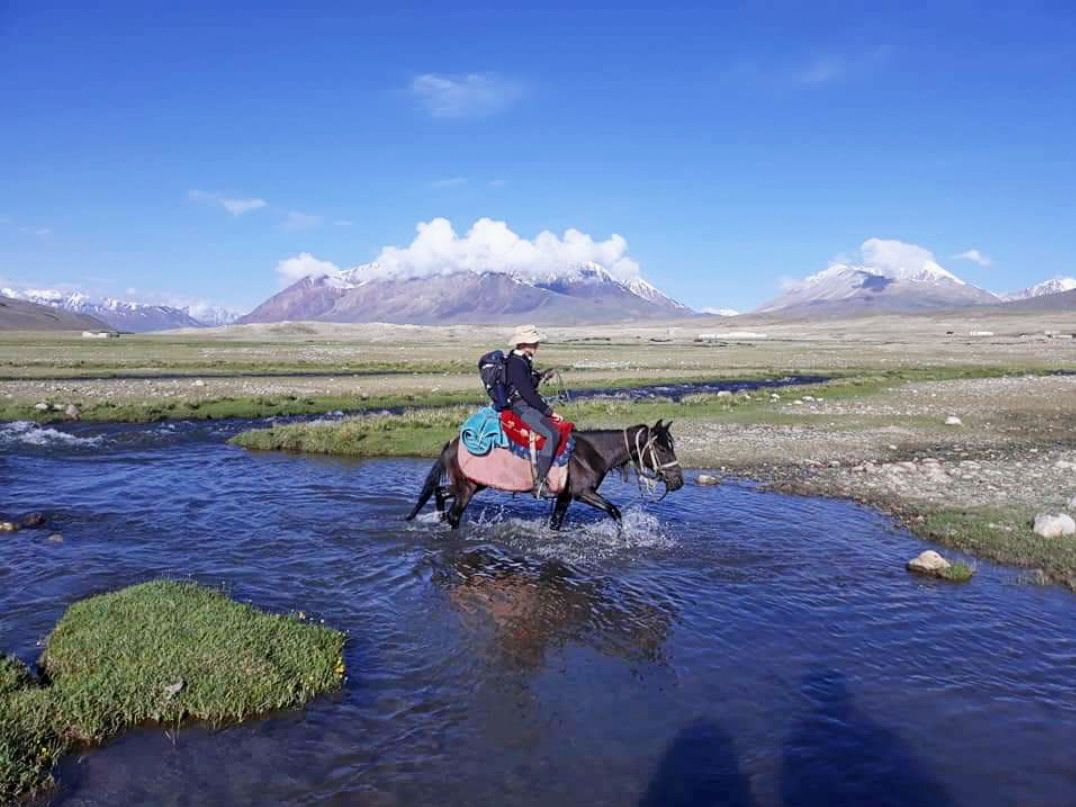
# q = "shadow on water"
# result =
<box><xmin>640</xmin><ymin>720</ymin><xmax>754</xmax><ymax>807</ymax></box>
<box><xmin>780</xmin><ymin>668</ymin><xmax>953</xmax><ymax>807</ymax></box>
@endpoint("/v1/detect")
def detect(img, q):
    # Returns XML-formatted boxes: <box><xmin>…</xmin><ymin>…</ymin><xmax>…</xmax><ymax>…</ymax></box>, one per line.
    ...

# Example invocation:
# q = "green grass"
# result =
<box><xmin>938</xmin><ymin>562</ymin><xmax>975</xmax><ymax>582</ymax></box>
<box><xmin>918</xmin><ymin>508</ymin><xmax>1076</xmax><ymax>590</ymax></box>
<box><xmin>0</xmin><ymin>580</ymin><xmax>346</xmax><ymax>802</ymax></box>
<box><xmin>228</xmin><ymin>371</ymin><xmax>965</xmax><ymax>458</ymax></box>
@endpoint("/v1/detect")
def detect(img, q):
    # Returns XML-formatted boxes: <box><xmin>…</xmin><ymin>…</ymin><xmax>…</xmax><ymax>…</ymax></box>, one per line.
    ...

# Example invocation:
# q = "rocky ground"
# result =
<box><xmin>674</xmin><ymin>375</ymin><xmax>1076</xmax><ymax>587</ymax></box>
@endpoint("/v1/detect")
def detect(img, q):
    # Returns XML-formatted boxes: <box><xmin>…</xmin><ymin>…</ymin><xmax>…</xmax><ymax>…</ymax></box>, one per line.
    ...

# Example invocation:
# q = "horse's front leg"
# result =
<box><xmin>550</xmin><ymin>490</ymin><xmax>572</xmax><ymax>530</ymax></box>
<box><xmin>577</xmin><ymin>489</ymin><xmax>622</xmax><ymax>529</ymax></box>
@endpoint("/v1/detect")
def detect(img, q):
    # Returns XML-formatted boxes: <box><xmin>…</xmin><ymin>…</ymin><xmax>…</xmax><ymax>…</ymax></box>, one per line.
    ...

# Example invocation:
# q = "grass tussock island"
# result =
<box><xmin>0</xmin><ymin>580</ymin><xmax>346</xmax><ymax>802</ymax></box>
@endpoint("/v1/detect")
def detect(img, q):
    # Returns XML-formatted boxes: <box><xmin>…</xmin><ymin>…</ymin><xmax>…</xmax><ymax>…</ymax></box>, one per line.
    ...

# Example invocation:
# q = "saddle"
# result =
<box><xmin>499</xmin><ymin>410</ymin><xmax>574</xmax><ymax>457</ymax></box>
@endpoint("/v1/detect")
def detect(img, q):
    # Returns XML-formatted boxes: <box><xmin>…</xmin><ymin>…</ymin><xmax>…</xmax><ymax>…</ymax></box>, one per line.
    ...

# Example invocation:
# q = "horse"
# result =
<box><xmin>405</xmin><ymin>419</ymin><xmax>684</xmax><ymax>530</ymax></box>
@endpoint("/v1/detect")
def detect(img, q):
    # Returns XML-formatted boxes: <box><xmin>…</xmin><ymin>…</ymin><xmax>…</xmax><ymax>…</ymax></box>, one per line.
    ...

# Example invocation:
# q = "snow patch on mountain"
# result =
<box><xmin>1002</xmin><ymin>276</ymin><xmax>1076</xmax><ymax>301</ymax></box>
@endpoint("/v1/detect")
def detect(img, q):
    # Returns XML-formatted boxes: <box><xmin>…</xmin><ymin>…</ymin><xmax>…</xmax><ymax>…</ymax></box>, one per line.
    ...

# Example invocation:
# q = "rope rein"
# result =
<box><xmin>622</xmin><ymin>426</ymin><xmax>681</xmax><ymax>498</ymax></box>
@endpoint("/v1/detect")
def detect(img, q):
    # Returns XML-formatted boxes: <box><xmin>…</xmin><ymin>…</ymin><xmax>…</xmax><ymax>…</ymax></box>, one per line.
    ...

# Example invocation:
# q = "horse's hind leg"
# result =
<box><xmin>446</xmin><ymin>480</ymin><xmax>481</xmax><ymax>530</ymax></box>
<box><xmin>435</xmin><ymin>485</ymin><xmax>453</xmax><ymax>519</ymax></box>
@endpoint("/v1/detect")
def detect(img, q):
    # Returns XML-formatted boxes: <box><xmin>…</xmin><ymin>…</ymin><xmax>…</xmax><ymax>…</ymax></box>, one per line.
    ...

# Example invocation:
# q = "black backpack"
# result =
<box><xmin>478</xmin><ymin>350</ymin><xmax>510</xmax><ymax>411</ymax></box>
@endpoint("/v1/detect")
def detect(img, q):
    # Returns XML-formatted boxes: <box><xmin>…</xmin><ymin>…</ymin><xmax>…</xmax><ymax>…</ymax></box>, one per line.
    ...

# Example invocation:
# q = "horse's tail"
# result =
<box><xmin>405</xmin><ymin>443</ymin><xmax>448</xmax><ymax>520</ymax></box>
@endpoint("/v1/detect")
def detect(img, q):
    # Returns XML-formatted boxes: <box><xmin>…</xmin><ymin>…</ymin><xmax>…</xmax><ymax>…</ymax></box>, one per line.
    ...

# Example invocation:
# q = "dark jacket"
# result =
<box><xmin>505</xmin><ymin>350</ymin><xmax>551</xmax><ymax>415</ymax></box>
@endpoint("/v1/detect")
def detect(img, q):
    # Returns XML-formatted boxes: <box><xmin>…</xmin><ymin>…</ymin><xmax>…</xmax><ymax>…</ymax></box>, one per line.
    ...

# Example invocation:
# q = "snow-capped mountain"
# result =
<box><xmin>701</xmin><ymin>307</ymin><xmax>739</xmax><ymax>317</ymax></box>
<box><xmin>240</xmin><ymin>262</ymin><xmax>692</xmax><ymax>325</ymax></box>
<box><xmin>0</xmin><ymin>294</ymin><xmax>111</xmax><ymax>331</ymax></box>
<box><xmin>0</xmin><ymin>288</ymin><xmax>216</xmax><ymax>331</ymax></box>
<box><xmin>757</xmin><ymin>255</ymin><xmax>999</xmax><ymax>314</ymax></box>
<box><xmin>1002</xmin><ymin>277</ymin><xmax>1076</xmax><ymax>301</ymax></box>
<box><xmin>184</xmin><ymin>303</ymin><xmax>242</xmax><ymax>327</ymax></box>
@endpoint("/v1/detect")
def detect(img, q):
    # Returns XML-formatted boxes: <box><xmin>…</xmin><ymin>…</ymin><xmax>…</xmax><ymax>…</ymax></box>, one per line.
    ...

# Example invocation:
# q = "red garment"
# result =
<box><xmin>499</xmin><ymin>410</ymin><xmax>574</xmax><ymax>457</ymax></box>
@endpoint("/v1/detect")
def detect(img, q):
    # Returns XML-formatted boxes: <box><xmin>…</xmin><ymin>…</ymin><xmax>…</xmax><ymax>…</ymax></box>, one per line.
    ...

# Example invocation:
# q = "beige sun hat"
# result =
<box><xmin>509</xmin><ymin>324</ymin><xmax>545</xmax><ymax>346</ymax></box>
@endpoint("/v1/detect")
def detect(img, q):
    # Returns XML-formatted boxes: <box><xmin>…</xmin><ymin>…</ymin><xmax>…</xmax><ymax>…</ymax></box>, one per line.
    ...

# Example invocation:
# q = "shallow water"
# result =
<box><xmin>3</xmin><ymin>421</ymin><xmax>1076</xmax><ymax>806</ymax></box>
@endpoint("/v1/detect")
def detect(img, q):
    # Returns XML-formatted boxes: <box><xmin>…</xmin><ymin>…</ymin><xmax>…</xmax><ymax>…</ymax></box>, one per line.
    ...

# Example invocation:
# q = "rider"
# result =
<box><xmin>505</xmin><ymin>324</ymin><xmax>562</xmax><ymax>497</ymax></box>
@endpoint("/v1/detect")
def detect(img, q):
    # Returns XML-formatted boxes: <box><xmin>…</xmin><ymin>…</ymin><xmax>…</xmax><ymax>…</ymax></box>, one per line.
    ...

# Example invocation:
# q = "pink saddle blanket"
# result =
<box><xmin>457</xmin><ymin>442</ymin><xmax>568</xmax><ymax>494</ymax></box>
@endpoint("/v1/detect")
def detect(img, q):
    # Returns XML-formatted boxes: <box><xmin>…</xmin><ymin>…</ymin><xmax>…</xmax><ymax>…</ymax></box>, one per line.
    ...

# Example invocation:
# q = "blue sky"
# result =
<box><xmin>2</xmin><ymin>1</ymin><xmax>1074</xmax><ymax>312</ymax></box>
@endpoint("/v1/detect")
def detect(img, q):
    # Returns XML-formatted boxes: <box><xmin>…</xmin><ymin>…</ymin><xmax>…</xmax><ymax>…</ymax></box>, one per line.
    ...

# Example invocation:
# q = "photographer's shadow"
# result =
<box><xmin>780</xmin><ymin>668</ymin><xmax>953</xmax><ymax>807</ymax></box>
<box><xmin>640</xmin><ymin>719</ymin><xmax>754</xmax><ymax>807</ymax></box>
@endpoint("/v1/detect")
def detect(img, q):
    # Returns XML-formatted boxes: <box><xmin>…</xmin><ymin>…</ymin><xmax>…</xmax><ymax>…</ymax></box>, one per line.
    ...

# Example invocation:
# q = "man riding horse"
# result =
<box><xmin>406</xmin><ymin>324</ymin><xmax>685</xmax><ymax>530</ymax></box>
<box><xmin>504</xmin><ymin>324</ymin><xmax>563</xmax><ymax>498</ymax></box>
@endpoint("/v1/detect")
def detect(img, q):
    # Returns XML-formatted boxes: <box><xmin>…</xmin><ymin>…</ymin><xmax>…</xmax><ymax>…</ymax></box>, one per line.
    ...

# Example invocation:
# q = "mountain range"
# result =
<box><xmin>0</xmin><ymin>288</ymin><xmax>240</xmax><ymax>332</ymax></box>
<box><xmin>2</xmin><ymin>263</ymin><xmax>1071</xmax><ymax>332</ymax></box>
<box><xmin>0</xmin><ymin>295</ymin><xmax>110</xmax><ymax>331</ymax></box>
<box><xmin>239</xmin><ymin>262</ymin><xmax>691</xmax><ymax>325</ymax></box>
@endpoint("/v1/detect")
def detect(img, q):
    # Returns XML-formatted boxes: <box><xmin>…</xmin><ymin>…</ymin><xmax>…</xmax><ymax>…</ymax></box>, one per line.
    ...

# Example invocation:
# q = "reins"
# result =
<box><xmin>622</xmin><ymin>426</ymin><xmax>680</xmax><ymax>500</ymax></box>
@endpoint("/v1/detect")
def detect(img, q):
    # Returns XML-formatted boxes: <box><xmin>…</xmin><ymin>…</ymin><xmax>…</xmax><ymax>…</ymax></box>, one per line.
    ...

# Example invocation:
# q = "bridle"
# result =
<box><xmin>622</xmin><ymin>425</ymin><xmax>681</xmax><ymax>499</ymax></box>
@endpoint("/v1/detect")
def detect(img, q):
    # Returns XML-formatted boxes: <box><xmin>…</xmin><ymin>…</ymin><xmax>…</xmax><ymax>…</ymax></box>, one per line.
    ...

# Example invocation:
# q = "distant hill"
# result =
<box><xmin>0</xmin><ymin>295</ymin><xmax>111</xmax><ymax>331</ymax></box>
<box><xmin>996</xmin><ymin>288</ymin><xmax>1076</xmax><ymax>313</ymax></box>
<box><xmin>240</xmin><ymin>262</ymin><xmax>692</xmax><ymax>325</ymax></box>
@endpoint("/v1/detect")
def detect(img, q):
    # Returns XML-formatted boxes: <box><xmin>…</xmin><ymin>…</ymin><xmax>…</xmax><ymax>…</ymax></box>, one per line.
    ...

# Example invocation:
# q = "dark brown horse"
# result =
<box><xmin>405</xmin><ymin>420</ymin><xmax>684</xmax><ymax>530</ymax></box>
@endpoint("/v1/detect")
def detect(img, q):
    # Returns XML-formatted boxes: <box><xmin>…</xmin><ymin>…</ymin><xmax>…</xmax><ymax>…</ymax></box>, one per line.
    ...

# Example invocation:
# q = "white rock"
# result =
<box><xmin>34</xmin><ymin>402</ymin><xmax>49</xmax><ymax>411</ymax></box>
<box><xmin>944</xmin><ymin>416</ymin><xmax>963</xmax><ymax>426</ymax></box>
<box><xmin>696</xmin><ymin>474</ymin><xmax>720</xmax><ymax>486</ymax></box>
<box><xmin>793</xmin><ymin>399</ymin><xmax>804</xmax><ymax>405</ymax></box>
<box><xmin>193</xmin><ymin>379</ymin><xmax>206</xmax><ymax>387</ymax></box>
<box><xmin>716</xmin><ymin>390</ymin><xmax>732</xmax><ymax>398</ymax></box>
<box><xmin>64</xmin><ymin>404</ymin><xmax>80</xmax><ymax>421</ymax></box>
<box><xmin>1054</xmin><ymin>460</ymin><xmax>1076</xmax><ymax>470</ymax></box>
<box><xmin>907</xmin><ymin>550</ymin><xmax>951</xmax><ymax>575</ymax></box>
<box><xmin>1033</xmin><ymin>513</ymin><xmax>1076</xmax><ymax>538</ymax></box>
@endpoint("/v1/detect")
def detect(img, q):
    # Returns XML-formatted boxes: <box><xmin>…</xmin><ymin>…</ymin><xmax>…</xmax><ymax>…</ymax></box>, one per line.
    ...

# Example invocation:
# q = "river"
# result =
<box><xmin>2</xmin><ymin>414</ymin><xmax>1076</xmax><ymax>806</ymax></box>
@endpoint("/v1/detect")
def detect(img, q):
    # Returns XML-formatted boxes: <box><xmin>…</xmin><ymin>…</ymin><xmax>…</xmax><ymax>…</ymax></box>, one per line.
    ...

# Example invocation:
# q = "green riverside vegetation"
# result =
<box><xmin>0</xmin><ymin>580</ymin><xmax>346</xmax><ymax>802</ymax></box>
<box><xmin>229</xmin><ymin>369</ymin><xmax>1026</xmax><ymax>458</ymax></box>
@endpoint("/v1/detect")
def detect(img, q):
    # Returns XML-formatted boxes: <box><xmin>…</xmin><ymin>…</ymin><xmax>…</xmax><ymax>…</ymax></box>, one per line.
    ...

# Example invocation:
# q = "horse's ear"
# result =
<box><xmin>654</xmin><ymin>418</ymin><xmax>664</xmax><ymax>430</ymax></box>
<box><xmin>665</xmin><ymin>420</ymin><xmax>674</xmax><ymax>430</ymax></box>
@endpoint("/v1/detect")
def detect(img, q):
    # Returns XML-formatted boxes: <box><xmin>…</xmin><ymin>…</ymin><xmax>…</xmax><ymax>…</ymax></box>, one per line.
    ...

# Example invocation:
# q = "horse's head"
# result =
<box><xmin>646</xmin><ymin>419</ymin><xmax>684</xmax><ymax>492</ymax></box>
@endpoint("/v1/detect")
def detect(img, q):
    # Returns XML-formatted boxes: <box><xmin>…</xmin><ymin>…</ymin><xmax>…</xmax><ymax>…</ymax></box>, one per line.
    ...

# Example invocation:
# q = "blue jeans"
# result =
<box><xmin>511</xmin><ymin>403</ymin><xmax>559</xmax><ymax>481</ymax></box>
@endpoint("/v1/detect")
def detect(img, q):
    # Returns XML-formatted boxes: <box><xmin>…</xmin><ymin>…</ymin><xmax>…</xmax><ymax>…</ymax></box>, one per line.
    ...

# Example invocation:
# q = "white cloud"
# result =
<box><xmin>821</xmin><ymin>238</ymin><xmax>962</xmax><ymax>284</ymax></box>
<box><xmin>372</xmin><ymin>218</ymin><xmax>641</xmax><ymax>281</ymax></box>
<box><xmin>274</xmin><ymin>218</ymin><xmax>642</xmax><ymax>286</ymax></box>
<box><xmin>430</xmin><ymin>177</ymin><xmax>468</xmax><ymax>189</ymax></box>
<box><xmin>276</xmin><ymin>252</ymin><xmax>341</xmax><ymax>285</ymax></box>
<box><xmin>188</xmin><ymin>189</ymin><xmax>267</xmax><ymax>216</ymax></box>
<box><xmin>281</xmin><ymin>211</ymin><xmax>323</xmax><ymax>231</ymax></box>
<box><xmin>19</xmin><ymin>226</ymin><xmax>52</xmax><ymax>238</ymax></box>
<box><xmin>410</xmin><ymin>73</ymin><xmax>523</xmax><ymax>119</ymax></box>
<box><xmin>797</xmin><ymin>56</ymin><xmax>845</xmax><ymax>85</ymax></box>
<box><xmin>952</xmin><ymin>248</ymin><xmax>992</xmax><ymax>267</ymax></box>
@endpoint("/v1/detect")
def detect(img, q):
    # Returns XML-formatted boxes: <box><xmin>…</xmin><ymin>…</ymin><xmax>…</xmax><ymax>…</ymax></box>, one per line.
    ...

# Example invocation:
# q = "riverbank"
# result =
<box><xmin>0</xmin><ymin>580</ymin><xmax>345</xmax><ymax>802</ymax></box>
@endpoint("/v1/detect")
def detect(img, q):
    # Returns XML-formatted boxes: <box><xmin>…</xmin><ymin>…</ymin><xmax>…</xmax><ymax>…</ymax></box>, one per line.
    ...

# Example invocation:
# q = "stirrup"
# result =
<box><xmin>532</xmin><ymin>478</ymin><xmax>546</xmax><ymax>499</ymax></box>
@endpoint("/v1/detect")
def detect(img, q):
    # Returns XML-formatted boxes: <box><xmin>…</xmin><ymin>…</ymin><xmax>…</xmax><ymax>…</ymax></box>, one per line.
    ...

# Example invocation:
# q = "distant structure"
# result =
<box><xmin>82</xmin><ymin>330</ymin><xmax>119</xmax><ymax>339</ymax></box>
